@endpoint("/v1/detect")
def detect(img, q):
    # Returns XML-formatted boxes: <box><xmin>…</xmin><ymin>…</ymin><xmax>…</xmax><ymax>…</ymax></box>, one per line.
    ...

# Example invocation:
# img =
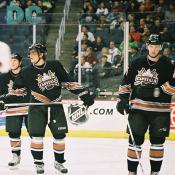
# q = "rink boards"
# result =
<box><xmin>1</xmin><ymin>100</ymin><xmax>175</xmax><ymax>140</ymax></box>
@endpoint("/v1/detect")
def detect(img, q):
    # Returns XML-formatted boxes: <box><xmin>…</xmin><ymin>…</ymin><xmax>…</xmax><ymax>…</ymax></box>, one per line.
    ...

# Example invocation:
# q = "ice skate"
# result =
<box><xmin>54</xmin><ymin>161</ymin><xmax>68</xmax><ymax>174</ymax></box>
<box><xmin>150</xmin><ymin>172</ymin><xmax>159</xmax><ymax>175</ymax></box>
<box><xmin>35</xmin><ymin>163</ymin><xmax>44</xmax><ymax>174</ymax></box>
<box><xmin>128</xmin><ymin>172</ymin><xmax>137</xmax><ymax>175</ymax></box>
<box><xmin>8</xmin><ymin>153</ymin><xmax>20</xmax><ymax>170</ymax></box>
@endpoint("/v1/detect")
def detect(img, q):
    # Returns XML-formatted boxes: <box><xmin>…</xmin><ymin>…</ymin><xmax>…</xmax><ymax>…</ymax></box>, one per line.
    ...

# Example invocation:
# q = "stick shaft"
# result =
<box><xmin>4</xmin><ymin>101</ymin><xmax>80</xmax><ymax>107</ymax></box>
<box><xmin>125</xmin><ymin>111</ymin><xmax>145</xmax><ymax>175</ymax></box>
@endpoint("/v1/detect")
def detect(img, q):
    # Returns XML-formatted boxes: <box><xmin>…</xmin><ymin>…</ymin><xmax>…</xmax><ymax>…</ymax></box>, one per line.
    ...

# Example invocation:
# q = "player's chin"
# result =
<box><xmin>30</xmin><ymin>58</ymin><xmax>34</xmax><ymax>63</ymax></box>
<box><xmin>150</xmin><ymin>53</ymin><xmax>158</xmax><ymax>58</ymax></box>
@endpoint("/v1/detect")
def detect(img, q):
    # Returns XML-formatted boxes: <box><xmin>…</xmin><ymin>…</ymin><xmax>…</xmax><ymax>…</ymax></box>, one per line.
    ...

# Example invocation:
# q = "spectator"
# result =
<box><xmin>10</xmin><ymin>0</ymin><xmax>23</xmax><ymax>8</ymax></box>
<box><xmin>160</xmin><ymin>26</ymin><xmax>173</xmax><ymax>43</ymax></box>
<box><xmin>74</xmin><ymin>33</ymin><xmax>94</xmax><ymax>52</ymax></box>
<box><xmin>129</xmin><ymin>43</ymin><xmax>141</xmax><ymax>64</ymax></box>
<box><xmin>93</xmin><ymin>36</ymin><xmax>106</xmax><ymax>53</ymax></box>
<box><xmin>96</xmin><ymin>1</ymin><xmax>109</xmax><ymax>16</ymax></box>
<box><xmin>150</xmin><ymin>18</ymin><xmax>164</xmax><ymax>34</ymax></box>
<box><xmin>154</xmin><ymin>0</ymin><xmax>168</xmax><ymax>14</ymax></box>
<box><xmin>76</xmin><ymin>25</ymin><xmax>95</xmax><ymax>42</ymax></box>
<box><xmin>109</xmin><ymin>41</ymin><xmax>121</xmax><ymax>65</ymax></box>
<box><xmin>135</xmin><ymin>3</ymin><xmax>148</xmax><ymax>20</ymax></box>
<box><xmin>141</xmin><ymin>25</ymin><xmax>151</xmax><ymax>43</ymax></box>
<box><xmin>80</xmin><ymin>4</ymin><xmax>98</xmax><ymax>24</ymax></box>
<box><xmin>95</xmin><ymin>14</ymin><xmax>109</xmax><ymax>31</ymax></box>
<box><xmin>127</xmin><ymin>13</ymin><xmax>137</xmax><ymax>27</ymax></box>
<box><xmin>84</xmin><ymin>47</ymin><xmax>97</xmax><ymax>65</ymax></box>
<box><xmin>154</xmin><ymin>5</ymin><xmax>165</xmax><ymax>21</ymax></box>
<box><xmin>164</xmin><ymin>3</ymin><xmax>175</xmax><ymax>21</ymax></box>
<box><xmin>74</xmin><ymin>55</ymin><xmax>92</xmax><ymax>83</ymax></box>
<box><xmin>23</xmin><ymin>0</ymin><xmax>35</xmax><ymax>9</ymax></box>
<box><xmin>162</xmin><ymin>47</ymin><xmax>175</xmax><ymax>64</ymax></box>
<box><xmin>80</xmin><ymin>41</ymin><xmax>89</xmax><ymax>56</ymax></box>
<box><xmin>82</xmin><ymin>0</ymin><xmax>95</xmax><ymax>13</ymax></box>
<box><xmin>43</xmin><ymin>0</ymin><xmax>53</xmax><ymax>11</ymax></box>
<box><xmin>137</xmin><ymin>18</ymin><xmax>147</xmax><ymax>34</ymax></box>
<box><xmin>129</xmin><ymin>25</ymin><xmax>142</xmax><ymax>43</ymax></box>
<box><xmin>96</xmin><ymin>55</ymin><xmax>112</xmax><ymax>78</ymax></box>
<box><xmin>119</xmin><ymin>34</ymin><xmax>137</xmax><ymax>54</ymax></box>
<box><xmin>97</xmin><ymin>47</ymin><xmax>111</xmax><ymax>62</ymax></box>
<box><xmin>37</xmin><ymin>0</ymin><xmax>49</xmax><ymax>13</ymax></box>
<box><xmin>144</xmin><ymin>0</ymin><xmax>154</xmax><ymax>12</ymax></box>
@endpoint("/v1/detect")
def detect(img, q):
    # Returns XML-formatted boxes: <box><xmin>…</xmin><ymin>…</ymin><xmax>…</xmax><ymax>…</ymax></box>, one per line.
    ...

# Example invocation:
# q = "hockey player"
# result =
<box><xmin>116</xmin><ymin>34</ymin><xmax>175</xmax><ymax>175</ymax></box>
<box><xmin>15</xmin><ymin>43</ymin><xmax>94</xmax><ymax>174</ymax></box>
<box><xmin>0</xmin><ymin>53</ymin><xmax>29</xmax><ymax>169</ymax></box>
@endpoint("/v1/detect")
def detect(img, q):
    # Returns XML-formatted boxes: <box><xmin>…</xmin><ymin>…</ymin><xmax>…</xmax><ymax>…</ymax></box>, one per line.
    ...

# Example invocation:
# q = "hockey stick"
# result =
<box><xmin>4</xmin><ymin>101</ymin><xmax>83</xmax><ymax>107</ymax></box>
<box><xmin>124</xmin><ymin>111</ymin><xmax>145</xmax><ymax>175</ymax></box>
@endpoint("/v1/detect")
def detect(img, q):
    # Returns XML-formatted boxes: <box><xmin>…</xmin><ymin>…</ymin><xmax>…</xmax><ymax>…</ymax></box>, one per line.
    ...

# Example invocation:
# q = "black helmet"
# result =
<box><xmin>147</xmin><ymin>34</ymin><xmax>161</xmax><ymax>45</ymax></box>
<box><xmin>28</xmin><ymin>43</ymin><xmax>47</xmax><ymax>55</ymax></box>
<box><xmin>11</xmin><ymin>53</ymin><xmax>22</xmax><ymax>62</ymax></box>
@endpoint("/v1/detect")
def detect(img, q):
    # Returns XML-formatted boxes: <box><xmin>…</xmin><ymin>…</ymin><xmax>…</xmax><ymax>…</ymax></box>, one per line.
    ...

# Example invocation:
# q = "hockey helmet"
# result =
<box><xmin>147</xmin><ymin>34</ymin><xmax>161</xmax><ymax>45</ymax></box>
<box><xmin>11</xmin><ymin>53</ymin><xmax>22</xmax><ymax>62</ymax></box>
<box><xmin>28</xmin><ymin>43</ymin><xmax>47</xmax><ymax>55</ymax></box>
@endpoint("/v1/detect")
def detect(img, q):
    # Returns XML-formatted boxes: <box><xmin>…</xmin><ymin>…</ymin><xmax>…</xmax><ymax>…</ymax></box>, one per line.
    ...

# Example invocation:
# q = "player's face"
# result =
<box><xmin>148</xmin><ymin>44</ymin><xmax>161</xmax><ymax>58</ymax></box>
<box><xmin>11</xmin><ymin>58</ymin><xmax>20</xmax><ymax>70</ymax></box>
<box><xmin>28</xmin><ymin>49</ymin><xmax>40</xmax><ymax>64</ymax></box>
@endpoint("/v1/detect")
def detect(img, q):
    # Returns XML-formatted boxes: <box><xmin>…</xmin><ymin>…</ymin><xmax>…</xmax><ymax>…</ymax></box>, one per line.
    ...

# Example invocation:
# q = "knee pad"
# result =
<box><xmin>129</xmin><ymin>135</ymin><xmax>144</xmax><ymax>146</ymax></box>
<box><xmin>150</xmin><ymin>137</ymin><xmax>165</xmax><ymax>145</ymax></box>
<box><xmin>8</xmin><ymin>132</ymin><xmax>21</xmax><ymax>139</ymax></box>
<box><xmin>53</xmin><ymin>133</ymin><xmax>66</xmax><ymax>140</ymax></box>
<box><xmin>31</xmin><ymin>137</ymin><xmax>44</xmax><ymax>144</ymax></box>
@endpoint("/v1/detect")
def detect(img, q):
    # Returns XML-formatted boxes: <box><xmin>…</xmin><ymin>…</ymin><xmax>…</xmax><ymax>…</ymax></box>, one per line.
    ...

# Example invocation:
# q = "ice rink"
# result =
<box><xmin>0</xmin><ymin>136</ymin><xmax>175</xmax><ymax>175</ymax></box>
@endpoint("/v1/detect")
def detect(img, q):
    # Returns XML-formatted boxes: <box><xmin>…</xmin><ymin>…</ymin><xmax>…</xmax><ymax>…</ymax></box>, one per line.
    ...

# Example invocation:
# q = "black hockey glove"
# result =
<box><xmin>80</xmin><ymin>92</ymin><xmax>94</xmax><ymax>108</ymax></box>
<box><xmin>0</xmin><ymin>101</ymin><xmax>5</xmax><ymax>110</ymax></box>
<box><xmin>116</xmin><ymin>98</ymin><xmax>130</xmax><ymax>115</ymax></box>
<box><xmin>135</xmin><ymin>85</ymin><xmax>160</xmax><ymax>98</ymax></box>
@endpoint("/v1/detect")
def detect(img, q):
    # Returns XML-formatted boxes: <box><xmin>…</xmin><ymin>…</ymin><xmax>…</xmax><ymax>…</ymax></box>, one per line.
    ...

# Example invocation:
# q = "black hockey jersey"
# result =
<box><xmin>118</xmin><ymin>56</ymin><xmax>175</xmax><ymax>112</ymax></box>
<box><xmin>18</xmin><ymin>60</ymin><xmax>88</xmax><ymax>103</ymax></box>
<box><xmin>0</xmin><ymin>71</ymin><xmax>29</xmax><ymax>116</ymax></box>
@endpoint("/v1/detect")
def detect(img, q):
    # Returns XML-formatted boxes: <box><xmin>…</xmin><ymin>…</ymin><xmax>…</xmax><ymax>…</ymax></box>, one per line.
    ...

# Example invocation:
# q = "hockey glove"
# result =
<box><xmin>135</xmin><ymin>85</ymin><xmax>160</xmax><ymax>98</ymax></box>
<box><xmin>79</xmin><ymin>92</ymin><xmax>94</xmax><ymax>108</ymax></box>
<box><xmin>116</xmin><ymin>98</ymin><xmax>130</xmax><ymax>115</ymax></box>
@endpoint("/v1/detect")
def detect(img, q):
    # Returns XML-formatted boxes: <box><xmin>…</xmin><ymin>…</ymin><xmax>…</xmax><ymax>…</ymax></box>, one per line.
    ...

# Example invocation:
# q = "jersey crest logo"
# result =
<box><xmin>36</xmin><ymin>70</ymin><xmax>59</xmax><ymax>91</ymax></box>
<box><xmin>68</xmin><ymin>104</ymin><xmax>88</xmax><ymax>125</ymax></box>
<box><xmin>134</xmin><ymin>68</ymin><xmax>158</xmax><ymax>86</ymax></box>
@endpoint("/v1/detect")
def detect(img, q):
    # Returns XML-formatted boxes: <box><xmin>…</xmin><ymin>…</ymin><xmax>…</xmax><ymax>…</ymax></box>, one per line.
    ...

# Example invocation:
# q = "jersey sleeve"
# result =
<box><xmin>160</xmin><ymin>62</ymin><xmax>175</xmax><ymax>96</ymax></box>
<box><xmin>118</xmin><ymin>61</ymin><xmax>137</xmax><ymax>100</ymax></box>
<box><xmin>56</xmin><ymin>61</ymin><xmax>89</xmax><ymax>95</ymax></box>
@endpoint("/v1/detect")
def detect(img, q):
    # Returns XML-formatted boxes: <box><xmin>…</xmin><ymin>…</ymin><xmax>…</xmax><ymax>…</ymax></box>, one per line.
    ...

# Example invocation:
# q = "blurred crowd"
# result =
<box><xmin>68</xmin><ymin>0</ymin><xmax>175</xmax><ymax>90</ymax></box>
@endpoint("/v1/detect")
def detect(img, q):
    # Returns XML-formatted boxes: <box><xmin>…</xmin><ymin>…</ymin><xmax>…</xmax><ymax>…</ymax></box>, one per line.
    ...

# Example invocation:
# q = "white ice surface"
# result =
<box><xmin>0</xmin><ymin>137</ymin><xmax>174</xmax><ymax>175</ymax></box>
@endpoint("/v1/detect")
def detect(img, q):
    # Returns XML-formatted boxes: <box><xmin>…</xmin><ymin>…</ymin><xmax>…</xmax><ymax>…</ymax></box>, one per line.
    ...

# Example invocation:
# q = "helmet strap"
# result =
<box><xmin>148</xmin><ymin>52</ymin><xmax>160</xmax><ymax>59</ymax></box>
<box><xmin>33</xmin><ymin>51</ymin><xmax>44</xmax><ymax>65</ymax></box>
